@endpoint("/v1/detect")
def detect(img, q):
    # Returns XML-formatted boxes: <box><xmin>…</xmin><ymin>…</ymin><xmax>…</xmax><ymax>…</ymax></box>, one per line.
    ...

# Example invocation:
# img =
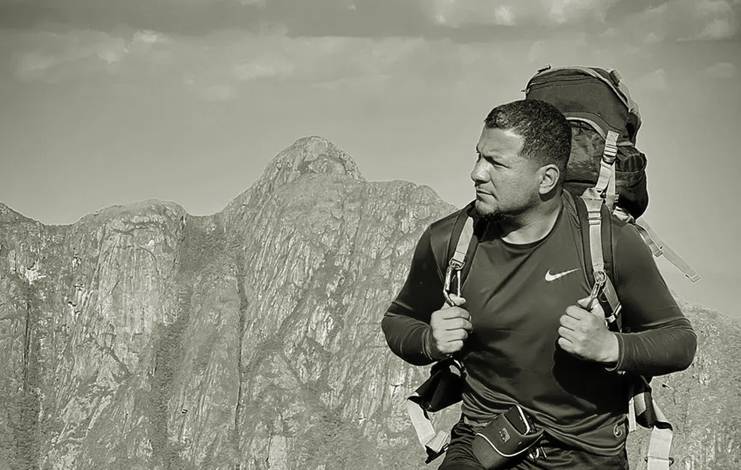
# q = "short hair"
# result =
<box><xmin>484</xmin><ymin>99</ymin><xmax>571</xmax><ymax>176</ymax></box>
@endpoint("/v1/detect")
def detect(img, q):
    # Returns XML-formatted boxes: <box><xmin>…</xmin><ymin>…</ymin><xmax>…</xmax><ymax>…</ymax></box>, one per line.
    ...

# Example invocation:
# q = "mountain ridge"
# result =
<box><xmin>0</xmin><ymin>136</ymin><xmax>738</xmax><ymax>469</ymax></box>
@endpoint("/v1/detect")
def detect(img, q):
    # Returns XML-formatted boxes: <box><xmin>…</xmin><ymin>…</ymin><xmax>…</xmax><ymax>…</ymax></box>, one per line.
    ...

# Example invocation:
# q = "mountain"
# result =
<box><xmin>1</xmin><ymin>136</ymin><xmax>739</xmax><ymax>470</ymax></box>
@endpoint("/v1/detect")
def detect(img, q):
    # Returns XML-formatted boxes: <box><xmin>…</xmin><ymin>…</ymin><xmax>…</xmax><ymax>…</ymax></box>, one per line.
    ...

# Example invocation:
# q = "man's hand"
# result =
<box><xmin>558</xmin><ymin>297</ymin><xmax>619</xmax><ymax>364</ymax></box>
<box><xmin>427</xmin><ymin>294</ymin><xmax>472</xmax><ymax>360</ymax></box>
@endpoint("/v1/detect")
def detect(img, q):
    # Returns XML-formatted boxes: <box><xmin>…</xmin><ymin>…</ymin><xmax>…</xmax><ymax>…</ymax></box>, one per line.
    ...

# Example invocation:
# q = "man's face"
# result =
<box><xmin>471</xmin><ymin>126</ymin><xmax>542</xmax><ymax>219</ymax></box>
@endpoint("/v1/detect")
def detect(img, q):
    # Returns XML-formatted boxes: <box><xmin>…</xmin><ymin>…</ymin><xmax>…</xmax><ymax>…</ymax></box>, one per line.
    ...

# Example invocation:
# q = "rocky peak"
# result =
<box><xmin>223</xmin><ymin>136</ymin><xmax>365</xmax><ymax>217</ymax></box>
<box><xmin>254</xmin><ymin>136</ymin><xmax>364</xmax><ymax>192</ymax></box>
<box><xmin>0</xmin><ymin>202</ymin><xmax>35</xmax><ymax>224</ymax></box>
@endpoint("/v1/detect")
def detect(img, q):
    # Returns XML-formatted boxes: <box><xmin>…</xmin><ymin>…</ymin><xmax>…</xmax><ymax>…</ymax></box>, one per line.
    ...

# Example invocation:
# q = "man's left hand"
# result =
<box><xmin>558</xmin><ymin>297</ymin><xmax>619</xmax><ymax>364</ymax></box>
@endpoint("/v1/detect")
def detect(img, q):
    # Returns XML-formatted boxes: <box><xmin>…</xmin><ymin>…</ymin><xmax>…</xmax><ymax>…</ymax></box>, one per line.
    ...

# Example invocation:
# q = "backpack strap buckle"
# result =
<box><xmin>443</xmin><ymin>216</ymin><xmax>475</xmax><ymax>305</ymax></box>
<box><xmin>443</xmin><ymin>262</ymin><xmax>462</xmax><ymax>305</ymax></box>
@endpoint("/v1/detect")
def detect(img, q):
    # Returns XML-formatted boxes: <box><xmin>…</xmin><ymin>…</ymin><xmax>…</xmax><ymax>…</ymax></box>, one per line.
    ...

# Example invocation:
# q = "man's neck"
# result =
<box><xmin>496</xmin><ymin>195</ymin><xmax>563</xmax><ymax>245</ymax></box>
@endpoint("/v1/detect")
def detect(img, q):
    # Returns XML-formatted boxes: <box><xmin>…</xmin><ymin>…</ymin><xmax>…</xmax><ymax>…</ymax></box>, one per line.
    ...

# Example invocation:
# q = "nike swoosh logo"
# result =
<box><xmin>545</xmin><ymin>268</ymin><xmax>579</xmax><ymax>282</ymax></box>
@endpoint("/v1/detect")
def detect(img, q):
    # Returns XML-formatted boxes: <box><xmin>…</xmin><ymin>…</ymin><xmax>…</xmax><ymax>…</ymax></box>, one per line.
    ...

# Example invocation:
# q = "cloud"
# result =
<box><xmin>527</xmin><ymin>40</ymin><xmax>546</xmax><ymax>63</ymax></box>
<box><xmin>0</xmin><ymin>0</ymin><xmax>735</xmax><ymax>51</ymax></box>
<box><xmin>643</xmin><ymin>31</ymin><xmax>663</xmax><ymax>44</ymax></box>
<box><xmin>5</xmin><ymin>0</ymin><xmax>733</xmax><ymax>44</ymax></box>
<box><xmin>624</xmin><ymin>0</ymin><xmax>740</xmax><ymax>42</ymax></box>
<box><xmin>633</xmin><ymin>68</ymin><xmax>668</xmax><ymax>92</ymax></box>
<box><xmin>201</xmin><ymin>84</ymin><xmax>237</xmax><ymax>102</ymax></box>
<box><xmin>427</xmin><ymin>0</ymin><xmax>621</xmax><ymax>28</ymax></box>
<box><xmin>430</xmin><ymin>0</ymin><xmax>518</xmax><ymax>27</ymax></box>
<box><xmin>547</xmin><ymin>0</ymin><xmax>617</xmax><ymax>25</ymax></box>
<box><xmin>153</xmin><ymin>33</ymin><xmax>432</xmax><ymax>101</ymax></box>
<box><xmin>133</xmin><ymin>30</ymin><xmax>165</xmax><ymax>45</ymax></box>
<box><xmin>681</xmin><ymin>0</ymin><xmax>739</xmax><ymax>40</ymax></box>
<box><xmin>703</xmin><ymin>62</ymin><xmax>737</xmax><ymax>79</ymax></box>
<box><xmin>12</xmin><ymin>30</ymin><xmax>133</xmax><ymax>81</ymax></box>
<box><xmin>10</xmin><ymin>28</ymin><xmax>174</xmax><ymax>82</ymax></box>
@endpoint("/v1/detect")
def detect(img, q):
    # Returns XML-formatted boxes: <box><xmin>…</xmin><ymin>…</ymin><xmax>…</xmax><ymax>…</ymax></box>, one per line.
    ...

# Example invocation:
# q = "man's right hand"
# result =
<box><xmin>427</xmin><ymin>294</ymin><xmax>472</xmax><ymax>359</ymax></box>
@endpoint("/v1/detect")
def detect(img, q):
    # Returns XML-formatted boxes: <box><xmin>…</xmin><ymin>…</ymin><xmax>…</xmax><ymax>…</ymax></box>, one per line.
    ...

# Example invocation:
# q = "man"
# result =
<box><xmin>381</xmin><ymin>100</ymin><xmax>696</xmax><ymax>469</ymax></box>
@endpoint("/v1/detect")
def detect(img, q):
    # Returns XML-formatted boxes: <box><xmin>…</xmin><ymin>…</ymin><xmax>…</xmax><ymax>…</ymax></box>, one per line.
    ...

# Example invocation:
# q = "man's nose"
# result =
<box><xmin>470</xmin><ymin>158</ymin><xmax>488</xmax><ymax>184</ymax></box>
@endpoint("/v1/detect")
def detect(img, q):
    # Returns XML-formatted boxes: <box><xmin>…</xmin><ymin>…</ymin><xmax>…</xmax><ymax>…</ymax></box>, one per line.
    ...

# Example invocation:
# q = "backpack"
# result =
<box><xmin>527</xmin><ymin>65</ymin><xmax>648</xmax><ymax>218</ymax></box>
<box><xmin>525</xmin><ymin>65</ymin><xmax>699</xmax><ymax>282</ymax></box>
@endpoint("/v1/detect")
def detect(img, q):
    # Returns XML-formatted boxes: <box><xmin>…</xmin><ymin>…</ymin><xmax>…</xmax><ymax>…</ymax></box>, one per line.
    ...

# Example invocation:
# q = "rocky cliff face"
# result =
<box><xmin>1</xmin><ymin>136</ymin><xmax>739</xmax><ymax>470</ymax></box>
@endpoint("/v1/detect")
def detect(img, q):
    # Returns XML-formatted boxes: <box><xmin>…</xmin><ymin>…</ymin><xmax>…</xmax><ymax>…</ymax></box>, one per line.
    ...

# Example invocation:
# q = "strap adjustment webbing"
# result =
<box><xmin>634</xmin><ymin>220</ymin><xmax>701</xmax><ymax>282</ymax></box>
<box><xmin>593</xmin><ymin>130</ymin><xmax>619</xmax><ymax>210</ymax></box>
<box><xmin>632</xmin><ymin>385</ymin><xmax>674</xmax><ymax>470</ymax></box>
<box><xmin>406</xmin><ymin>398</ymin><xmax>449</xmax><ymax>463</ymax></box>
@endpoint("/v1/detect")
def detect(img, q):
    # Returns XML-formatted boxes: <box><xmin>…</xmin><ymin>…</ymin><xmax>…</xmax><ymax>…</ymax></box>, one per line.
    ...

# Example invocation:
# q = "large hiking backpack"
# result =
<box><xmin>524</xmin><ymin>65</ymin><xmax>699</xmax><ymax>282</ymax></box>
<box><xmin>526</xmin><ymin>65</ymin><xmax>648</xmax><ymax>218</ymax></box>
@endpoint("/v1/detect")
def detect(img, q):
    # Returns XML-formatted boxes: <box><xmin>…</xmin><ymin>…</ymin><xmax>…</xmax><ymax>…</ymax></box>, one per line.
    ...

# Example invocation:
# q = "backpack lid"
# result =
<box><xmin>525</xmin><ymin>66</ymin><xmax>642</xmax><ymax>143</ymax></box>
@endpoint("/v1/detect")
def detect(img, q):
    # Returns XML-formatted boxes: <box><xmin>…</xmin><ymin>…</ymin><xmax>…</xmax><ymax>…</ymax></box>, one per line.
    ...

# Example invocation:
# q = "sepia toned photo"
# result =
<box><xmin>1</xmin><ymin>1</ymin><xmax>739</xmax><ymax>469</ymax></box>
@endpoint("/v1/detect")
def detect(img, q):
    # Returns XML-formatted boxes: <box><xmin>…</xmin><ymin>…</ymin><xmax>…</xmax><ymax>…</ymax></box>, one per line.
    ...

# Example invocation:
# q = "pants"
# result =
<box><xmin>438</xmin><ymin>419</ymin><xmax>629</xmax><ymax>470</ymax></box>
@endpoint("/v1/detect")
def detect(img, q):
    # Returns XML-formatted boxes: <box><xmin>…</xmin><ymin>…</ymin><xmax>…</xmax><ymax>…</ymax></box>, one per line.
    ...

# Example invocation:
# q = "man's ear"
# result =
<box><xmin>537</xmin><ymin>164</ymin><xmax>561</xmax><ymax>195</ymax></box>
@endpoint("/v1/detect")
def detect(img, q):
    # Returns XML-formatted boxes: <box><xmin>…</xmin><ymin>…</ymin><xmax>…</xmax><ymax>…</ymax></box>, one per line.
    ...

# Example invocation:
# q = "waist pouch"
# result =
<box><xmin>471</xmin><ymin>405</ymin><xmax>544</xmax><ymax>469</ymax></box>
<box><xmin>411</xmin><ymin>358</ymin><xmax>464</xmax><ymax>412</ymax></box>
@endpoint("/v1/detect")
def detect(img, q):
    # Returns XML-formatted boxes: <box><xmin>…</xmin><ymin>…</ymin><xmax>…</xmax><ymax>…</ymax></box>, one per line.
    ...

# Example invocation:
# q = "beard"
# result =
<box><xmin>474</xmin><ymin>199</ymin><xmax>507</xmax><ymax>221</ymax></box>
<box><xmin>480</xmin><ymin>210</ymin><xmax>514</xmax><ymax>224</ymax></box>
<box><xmin>474</xmin><ymin>200</ymin><xmax>528</xmax><ymax>227</ymax></box>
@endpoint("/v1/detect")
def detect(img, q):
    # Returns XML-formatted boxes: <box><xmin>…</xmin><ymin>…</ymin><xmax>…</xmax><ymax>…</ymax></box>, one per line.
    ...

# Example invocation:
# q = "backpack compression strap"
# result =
<box><xmin>590</xmin><ymin>130</ymin><xmax>620</xmax><ymax>212</ymax></box>
<box><xmin>631</xmin><ymin>379</ymin><xmax>675</xmax><ymax>470</ymax></box>
<box><xmin>407</xmin><ymin>207</ymin><xmax>476</xmax><ymax>463</ymax></box>
<box><xmin>594</xmin><ymin>126</ymin><xmax>699</xmax><ymax>283</ymax></box>
<box><xmin>574</xmin><ymin>194</ymin><xmax>674</xmax><ymax>470</ymax></box>
<box><xmin>633</xmin><ymin>219</ymin><xmax>701</xmax><ymax>282</ymax></box>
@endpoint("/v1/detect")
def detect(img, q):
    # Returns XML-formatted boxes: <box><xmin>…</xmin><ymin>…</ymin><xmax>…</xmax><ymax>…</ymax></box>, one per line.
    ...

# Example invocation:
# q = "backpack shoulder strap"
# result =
<box><xmin>573</xmin><ymin>194</ymin><xmax>614</xmax><ymax>284</ymax></box>
<box><xmin>438</xmin><ymin>202</ymin><xmax>479</xmax><ymax>301</ymax></box>
<box><xmin>575</xmin><ymin>194</ymin><xmax>675</xmax><ymax>469</ymax></box>
<box><xmin>427</xmin><ymin>202</ymin><xmax>479</xmax><ymax>301</ymax></box>
<box><xmin>573</xmin><ymin>194</ymin><xmax>621</xmax><ymax>328</ymax></box>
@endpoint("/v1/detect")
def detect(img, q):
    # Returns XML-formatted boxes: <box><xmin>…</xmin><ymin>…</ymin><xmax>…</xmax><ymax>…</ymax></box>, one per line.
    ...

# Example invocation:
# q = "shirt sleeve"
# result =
<box><xmin>610</xmin><ymin>221</ymin><xmax>697</xmax><ymax>376</ymax></box>
<box><xmin>381</xmin><ymin>227</ymin><xmax>447</xmax><ymax>366</ymax></box>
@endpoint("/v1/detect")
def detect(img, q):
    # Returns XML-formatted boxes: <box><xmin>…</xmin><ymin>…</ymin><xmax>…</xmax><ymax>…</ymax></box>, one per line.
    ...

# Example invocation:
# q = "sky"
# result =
<box><xmin>1</xmin><ymin>0</ymin><xmax>740</xmax><ymax>318</ymax></box>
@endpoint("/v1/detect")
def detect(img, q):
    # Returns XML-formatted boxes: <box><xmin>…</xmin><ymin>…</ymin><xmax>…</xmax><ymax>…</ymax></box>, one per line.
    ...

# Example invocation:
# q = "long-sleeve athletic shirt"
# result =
<box><xmin>382</xmin><ymin>192</ymin><xmax>696</xmax><ymax>455</ymax></box>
